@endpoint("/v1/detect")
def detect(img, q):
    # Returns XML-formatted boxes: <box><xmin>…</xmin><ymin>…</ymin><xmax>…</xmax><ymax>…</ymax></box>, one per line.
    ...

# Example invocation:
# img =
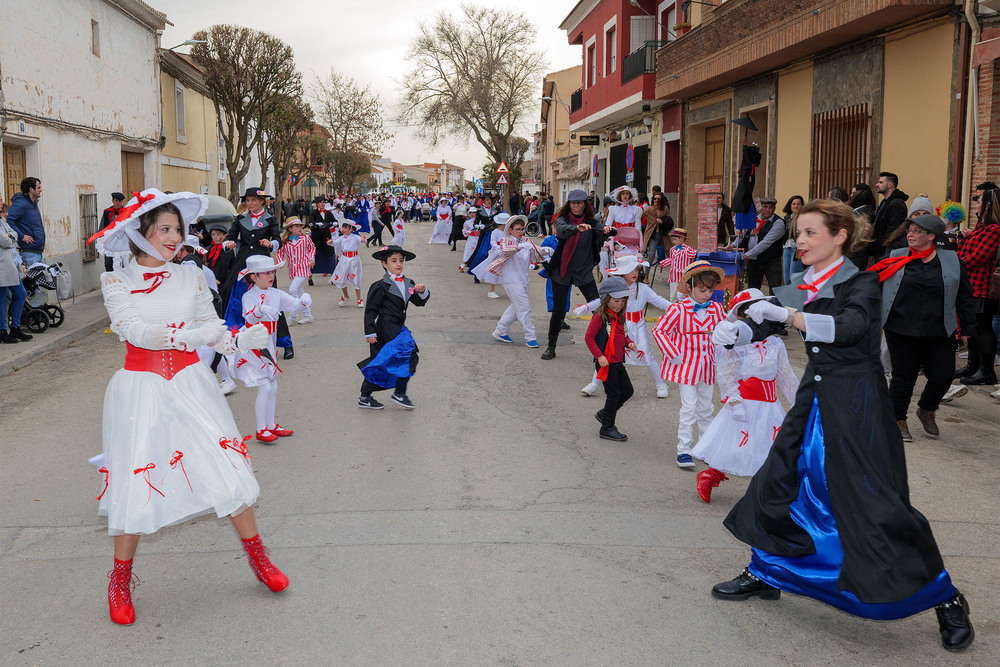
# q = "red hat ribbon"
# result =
<box><xmin>86</xmin><ymin>191</ymin><xmax>156</xmax><ymax>245</ymax></box>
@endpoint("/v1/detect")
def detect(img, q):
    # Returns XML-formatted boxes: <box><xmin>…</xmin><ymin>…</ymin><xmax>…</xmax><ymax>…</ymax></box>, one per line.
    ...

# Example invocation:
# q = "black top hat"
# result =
<box><xmin>241</xmin><ymin>187</ymin><xmax>269</xmax><ymax>200</ymax></box>
<box><xmin>372</xmin><ymin>244</ymin><xmax>416</xmax><ymax>262</ymax></box>
<box><xmin>111</xmin><ymin>192</ymin><xmax>125</xmax><ymax>201</ymax></box>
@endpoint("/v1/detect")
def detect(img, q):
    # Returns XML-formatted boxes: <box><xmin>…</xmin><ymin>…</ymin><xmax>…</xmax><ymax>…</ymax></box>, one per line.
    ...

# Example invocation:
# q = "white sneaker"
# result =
<box><xmin>298</xmin><ymin>315</ymin><xmax>313</xmax><ymax>324</ymax></box>
<box><xmin>338</xmin><ymin>298</ymin><xmax>347</xmax><ymax>307</ymax></box>
<box><xmin>219</xmin><ymin>379</ymin><xmax>237</xmax><ymax>395</ymax></box>
<box><xmin>940</xmin><ymin>384</ymin><xmax>968</xmax><ymax>403</ymax></box>
<box><xmin>656</xmin><ymin>384</ymin><xmax>669</xmax><ymax>398</ymax></box>
<box><xmin>487</xmin><ymin>291</ymin><xmax>500</xmax><ymax>299</ymax></box>
<box><xmin>991</xmin><ymin>387</ymin><xmax>1000</xmax><ymax>400</ymax></box>
<box><xmin>357</xmin><ymin>299</ymin><xmax>365</xmax><ymax>308</ymax></box>
<box><xmin>581</xmin><ymin>381</ymin><xmax>598</xmax><ymax>396</ymax></box>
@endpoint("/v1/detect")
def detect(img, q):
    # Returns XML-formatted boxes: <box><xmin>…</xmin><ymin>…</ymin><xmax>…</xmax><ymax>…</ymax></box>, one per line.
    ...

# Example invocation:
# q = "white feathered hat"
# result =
<box><xmin>612</xmin><ymin>185</ymin><xmax>639</xmax><ymax>203</ymax></box>
<box><xmin>88</xmin><ymin>189</ymin><xmax>208</xmax><ymax>259</ymax></box>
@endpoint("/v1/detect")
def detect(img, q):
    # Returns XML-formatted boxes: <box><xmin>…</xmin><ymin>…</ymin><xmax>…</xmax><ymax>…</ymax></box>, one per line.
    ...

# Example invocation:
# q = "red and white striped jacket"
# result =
<box><xmin>662</xmin><ymin>244</ymin><xmax>698</xmax><ymax>283</ymax></box>
<box><xmin>276</xmin><ymin>235</ymin><xmax>316</xmax><ymax>278</ymax></box>
<box><xmin>652</xmin><ymin>297</ymin><xmax>725</xmax><ymax>385</ymax></box>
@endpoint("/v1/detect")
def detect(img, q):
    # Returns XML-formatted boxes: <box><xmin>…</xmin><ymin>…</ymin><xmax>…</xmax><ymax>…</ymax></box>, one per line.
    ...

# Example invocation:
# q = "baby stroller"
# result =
<box><xmin>19</xmin><ymin>262</ymin><xmax>74</xmax><ymax>333</ymax></box>
<box><xmin>420</xmin><ymin>202</ymin><xmax>432</xmax><ymax>222</ymax></box>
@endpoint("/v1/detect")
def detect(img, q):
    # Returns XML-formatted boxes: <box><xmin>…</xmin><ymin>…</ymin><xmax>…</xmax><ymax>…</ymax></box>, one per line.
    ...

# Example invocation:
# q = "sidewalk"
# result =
<box><xmin>0</xmin><ymin>289</ymin><xmax>108</xmax><ymax>378</ymax></box>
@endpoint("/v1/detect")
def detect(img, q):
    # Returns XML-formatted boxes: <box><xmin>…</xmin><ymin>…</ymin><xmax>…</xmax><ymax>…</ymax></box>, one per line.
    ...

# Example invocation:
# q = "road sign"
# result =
<box><xmin>625</xmin><ymin>172</ymin><xmax>635</xmax><ymax>183</ymax></box>
<box><xmin>496</xmin><ymin>174</ymin><xmax>509</xmax><ymax>185</ymax></box>
<box><xmin>579</xmin><ymin>135</ymin><xmax>600</xmax><ymax>146</ymax></box>
<box><xmin>592</xmin><ymin>156</ymin><xmax>598</xmax><ymax>176</ymax></box>
<box><xmin>475</xmin><ymin>178</ymin><xmax>484</xmax><ymax>194</ymax></box>
<box><xmin>496</xmin><ymin>161</ymin><xmax>509</xmax><ymax>174</ymax></box>
<box><xmin>625</xmin><ymin>145</ymin><xmax>634</xmax><ymax>172</ymax></box>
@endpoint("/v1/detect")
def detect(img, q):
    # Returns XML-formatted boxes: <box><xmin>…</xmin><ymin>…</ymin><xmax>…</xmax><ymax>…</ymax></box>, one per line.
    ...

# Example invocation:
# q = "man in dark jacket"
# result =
<box><xmin>735</xmin><ymin>196</ymin><xmax>785</xmax><ymax>292</ymax></box>
<box><xmin>872</xmin><ymin>171</ymin><xmax>908</xmax><ymax>259</ymax></box>
<box><xmin>539</xmin><ymin>195</ymin><xmax>556</xmax><ymax>236</ymax></box>
<box><xmin>7</xmin><ymin>177</ymin><xmax>45</xmax><ymax>266</ymax></box>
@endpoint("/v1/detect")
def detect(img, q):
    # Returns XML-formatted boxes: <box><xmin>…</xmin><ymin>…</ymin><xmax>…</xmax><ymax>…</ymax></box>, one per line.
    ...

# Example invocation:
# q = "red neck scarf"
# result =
<box><xmin>596</xmin><ymin>312</ymin><xmax>620</xmax><ymax>381</ymax></box>
<box><xmin>559</xmin><ymin>212</ymin><xmax>586</xmax><ymax>277</ymax></box>
<box><xmin>797</xmin><ymin>260</ymin><xmax>842</xmax><ymax>296</ymax></box>
<box><xmin>867</xmin><ymin>246</ymin><xmax>935</xmax><ymax>282</ymax></box>
<box><xmin>208</xmin><ymin>242</ymin><xmax>223</xmax><ymax>265</ymax></box>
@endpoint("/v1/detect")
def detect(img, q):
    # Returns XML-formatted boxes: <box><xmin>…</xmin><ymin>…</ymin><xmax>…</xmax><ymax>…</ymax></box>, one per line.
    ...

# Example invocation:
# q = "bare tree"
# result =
<box><xmin>397</xmin><ymin>4</ymin><xmax>548</xmax><ymax>171</ymax></box>
<box><xmin>311</xmin><ymin>69</ymin><xmax>392</xmax><ymax>159</ymax></box>
<box><xmin>328</xmin><ymin>150</ymin><xmax>372</xmax><ymax>193</ymax></box>
<box><xmin>191</xmin><ymin>25</ymin><xmax>303</xmax><ymax>203</ymax></box>
<box><xmin>257</xmin><ymin>97</ymin><xmax>313</xmax><ymax>213</ymax></box>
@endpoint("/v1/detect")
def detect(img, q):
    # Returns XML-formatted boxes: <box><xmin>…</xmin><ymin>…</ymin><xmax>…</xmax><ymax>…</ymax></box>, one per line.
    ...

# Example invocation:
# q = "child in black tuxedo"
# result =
<box><xmin>357</xmin><ymin>245</ymin><xmax>430</xmax><ymax>409</ymax></box>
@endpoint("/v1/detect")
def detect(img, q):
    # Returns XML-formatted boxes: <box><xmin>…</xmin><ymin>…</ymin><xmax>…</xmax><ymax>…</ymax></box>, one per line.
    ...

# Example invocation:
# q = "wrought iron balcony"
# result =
<box><xmin>570</xmin><ymin>88</ymin><xmax>583</xmax><ymax>113</ymax></box>
<box><xmin>622</xmin><ymin>41</ymin><xmax>668</xmax><ymax>85</ymax></box>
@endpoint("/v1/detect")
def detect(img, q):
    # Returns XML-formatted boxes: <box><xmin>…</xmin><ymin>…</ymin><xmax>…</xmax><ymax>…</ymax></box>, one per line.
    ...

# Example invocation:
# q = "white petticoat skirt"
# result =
<box><xmin>690</xmin><ymin>398</ymin><xmax>785</xmax><ymax>476</ymax></box>
<box><xmin>98</xmin><ymin>362</ymin><xmax>260</xmax><ymax>535</ymax></box>
<box><xmin>429</xmin><ymin>218</ymin><xmax>451</xmax><ymax>244</ymax></box>
<box><xmin>331</xmin><ymin>255</ymin><xmax>362</xmax><ymax>288</ymax></box>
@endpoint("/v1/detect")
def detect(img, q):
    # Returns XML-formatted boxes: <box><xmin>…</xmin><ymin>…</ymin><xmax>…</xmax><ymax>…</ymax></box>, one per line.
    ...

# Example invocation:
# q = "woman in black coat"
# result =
<box><xmin>710</xmin><ymin>199</ymin><xmax>973</xmax><ymax>652</ymax></box>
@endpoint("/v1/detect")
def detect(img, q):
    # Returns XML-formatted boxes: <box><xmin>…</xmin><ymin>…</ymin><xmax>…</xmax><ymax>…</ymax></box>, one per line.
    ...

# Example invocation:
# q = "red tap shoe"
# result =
<box><xmin>270</xmin><ymin>424</ymin><xmax>294</xmax><ymax>437</ymax></box>
<box><xmin>256</xmin><ymin>429</ymin><xmax>278</xmax><ymax>443</ymax></box>
<box><xmin>241</xmin><ymin>535</ymin><xmax>289</xmax><ymax>592</ymax></box>
<box><xmin>697</xmin><ymin>468</ymin><xmax>729</xmax><ymax>503</ymax></box>
<box><xmin>108</xmin><ymin>557</ymin><xmax>137</xmax><ymax>625</ymax></box>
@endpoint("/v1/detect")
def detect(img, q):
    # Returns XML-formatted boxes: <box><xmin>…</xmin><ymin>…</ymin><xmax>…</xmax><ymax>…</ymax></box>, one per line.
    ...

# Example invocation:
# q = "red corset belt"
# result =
<box><xmin>738</xmin><ymin>377</ymin><xmax>776</xmax><ymax>402</ymax></box>
<box><xmin>342</xmin><ymin>251</ymin><xmax>358</xmax><ymax>258</ymax></box>
<box><xmin>124</xmin><ymin>343</ymin><xmax>199</xmax><ymax>380</ymax></box>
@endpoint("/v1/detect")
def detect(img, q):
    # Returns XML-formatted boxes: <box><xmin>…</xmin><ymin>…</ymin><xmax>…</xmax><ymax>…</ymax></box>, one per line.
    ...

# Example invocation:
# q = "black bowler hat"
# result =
<box><xmin>241</xmin><ymin>187</ymin><xmax>269</xmax><ymax>201</ymax></box>
<box><xmin>111</xmin><ymin>192</ymin><xmax>125</xmax><ymax>201</ymax></box>
<box><xmin>372</xmin><ymin>244</ymin><xmax>416</xmax><ymax>262</ymax></box>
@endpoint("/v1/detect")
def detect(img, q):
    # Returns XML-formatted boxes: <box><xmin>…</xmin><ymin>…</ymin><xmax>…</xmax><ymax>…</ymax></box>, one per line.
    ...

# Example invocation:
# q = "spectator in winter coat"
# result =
<box><xmin>871</xmin><ymin>171</ymin><xmax>908</xmax><ymax>259</ymax></box>
<box><xmin>6</xmin><ymin>177</ymin><xmax>45</xmax><ymax>266</ymax></box>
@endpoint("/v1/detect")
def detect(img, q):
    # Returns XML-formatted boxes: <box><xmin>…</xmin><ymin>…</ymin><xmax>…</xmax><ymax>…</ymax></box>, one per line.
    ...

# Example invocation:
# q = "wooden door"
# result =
<box><xmin>121</xmin><ymin>151</ymin><xmax>145</xmax><ymax>196</ymax></box>
<box><xmin>704</xmin><ymin>126</ymin><xmax>725</xmax><ymax>185</ymax></box>
<box><xmin>3</xmin><ymin>144</ymin><xmax>26</xmax><ymax>204</ymax></box>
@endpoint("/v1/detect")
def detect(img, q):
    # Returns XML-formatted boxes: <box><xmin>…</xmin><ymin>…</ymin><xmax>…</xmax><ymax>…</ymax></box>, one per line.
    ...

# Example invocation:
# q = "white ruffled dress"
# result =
<box><xmin>98</xmin><ymin>261</ymin><xmax>259</xmax><ymax>535</ymax></box>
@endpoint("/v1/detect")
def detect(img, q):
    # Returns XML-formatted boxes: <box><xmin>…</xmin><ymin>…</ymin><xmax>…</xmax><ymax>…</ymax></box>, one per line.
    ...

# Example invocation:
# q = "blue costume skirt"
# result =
<box><xmin>357</xmin><ymin>211</ymin><xmax>371</xmax><ymax>234</ymax></box>
<box><xmin>748</xmin><ymin>397</ymin><xmax>955</xmax><ymax>620</ymax></box>
<box><xmin>361</xmin><ymin>327</ymin><xmax>416</xmax><ymax>388</ymax></box>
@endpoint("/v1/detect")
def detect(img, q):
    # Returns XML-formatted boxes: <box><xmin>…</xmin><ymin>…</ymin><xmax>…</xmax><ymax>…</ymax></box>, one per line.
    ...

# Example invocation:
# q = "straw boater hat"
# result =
<box><xmin>504</xmin><ymin>215</ymin><xmax>529</xmax><ymax>235</ymax></box>
<box><xmin>372</xmin><ymin>244</ymin><xmax>416</xmax><ymax>262</ymax></box>
<box><xmin>607</xmin><ymin>254</ymin><xmax>649</xmax><ymax>276</ymax></box>
<box><xmin>238</xmin><ymin>254</ymin><xmax>286</xmax><ymax>280</ymax></box>
<box><xmin>283</xmin><ymin>216</ymin><xmax>305</xmax><ymax>229</ymax></box>
<box><xmin>612</xmin><ymin>185</ymin><xmax>639</xmax><ymax>204</ymax></box>
<box><xmin>680</xmin><ymin>259</ymin><xmax>725</xmax><ymax>285</ymax></box>
<box><xmin>725</xmin><ymin>288</ymin><xmax>774</xmax><ymax>322</ymax></box>
<box><xmin>87</xmin><ymin>188</ymin><xmax>208</xmax><ymax>259</ymax></box>
<box><xmin>668</xmin><ymin>227</ymin><xmax>688</xmax><ymax>238</ymax></box>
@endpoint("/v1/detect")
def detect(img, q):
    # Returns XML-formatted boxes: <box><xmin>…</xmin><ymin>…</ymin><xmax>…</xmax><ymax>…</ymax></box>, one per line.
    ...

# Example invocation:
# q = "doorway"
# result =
<box><xmin>704</xmin><ymin>125</ymin><xmax>725</xmax><ymax>185</ymax></box>
<box><xmin>3</xmin><ymin>144</ymin><xmax>26</xmax><ymax>204</ymax></box>
<box><xmin>121</xmin><ymin>151</ymin><xmax>145</xmax><ymax>196</ymax></box>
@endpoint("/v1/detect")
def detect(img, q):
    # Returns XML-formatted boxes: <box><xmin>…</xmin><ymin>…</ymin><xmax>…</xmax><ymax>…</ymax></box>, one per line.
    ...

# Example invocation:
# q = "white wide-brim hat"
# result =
<box><xmin>183</xmin><ymin>234</ymin><xmax>207</xmax><ymax>254</ymax></box>
<box><xmin>726</xmin><ymin>288</ymin><xmax>773</xmax><ymax>322</ymax></box>
<box><xmin>336</xmin><ymin>218</ymin><xmax>361</xmax><ymax>229</ymax></box>
<box><xmin>238</xmin><ymin>254</ymin><xmax>286</xmax><ymax>279</ymax></box>
<box><xmin>493</xmin><ymin>212</ymin><xmax>511</xmax><ymax>228</ymax></box>
<box><xmin>504</xmin><ymin>215</ymin><xmax>529</xmax><ymax>235</ymax></box>
<box><xmin>607</xmin><ymin>254</ymin><xmax>649</xmax><ymax>275</ymax></box>
<box><xmin>89</xmin><ymin>189</ymin><xmax>208</xmax><ymax>258</ymax></box>
<box><xmin>612</xmin><ymin>185</ymin><xmax>639</xmax><ymax>203</ymax></box>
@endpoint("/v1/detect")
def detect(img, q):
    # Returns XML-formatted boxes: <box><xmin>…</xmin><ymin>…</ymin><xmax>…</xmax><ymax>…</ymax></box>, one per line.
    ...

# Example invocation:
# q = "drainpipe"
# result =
<box><xmin>961</xmin><ymin>0</ymin><xmax>981</xmax><ymax>215</ymax></box>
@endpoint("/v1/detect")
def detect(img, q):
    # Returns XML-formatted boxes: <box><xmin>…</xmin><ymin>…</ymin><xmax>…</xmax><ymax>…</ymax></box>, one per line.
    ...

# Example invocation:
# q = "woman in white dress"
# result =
<box><xmin>429</xmin><ymin>196</ymin><xmax>453</xmax><ymax>244</ymax></box>
<box><xmin>470</xmin><ymin>212</ymin><xmax>510</xmax><ymax>298</ymax></box>
<box><xmin>90</xmin><ymin>189</ymin><xmax>288</xmax><ymax>626</ymax></box>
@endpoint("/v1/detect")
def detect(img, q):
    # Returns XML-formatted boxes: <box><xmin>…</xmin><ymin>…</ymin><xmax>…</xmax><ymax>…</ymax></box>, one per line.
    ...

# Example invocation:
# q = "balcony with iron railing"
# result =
<box><xmin>570</xmin><ymin>88</ymin><xmax>582</xmax><ymax>113</ymax></box>
<box><xmin>622</xmin><ymin>41</ymin><xmax>668</xmax><ymax>85</ymax></box>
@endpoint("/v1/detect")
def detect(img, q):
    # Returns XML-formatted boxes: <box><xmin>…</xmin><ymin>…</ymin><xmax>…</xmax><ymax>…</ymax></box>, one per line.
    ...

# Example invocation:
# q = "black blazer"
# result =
<box><xmin>225</xmin><ymin>211</ymin><xmax>281</xmax><ymax>258</ymax></box>
<box><xmin>363</xmin><ymin>273</ymin><xmax>430</xmax><ymax>345</ymax></box>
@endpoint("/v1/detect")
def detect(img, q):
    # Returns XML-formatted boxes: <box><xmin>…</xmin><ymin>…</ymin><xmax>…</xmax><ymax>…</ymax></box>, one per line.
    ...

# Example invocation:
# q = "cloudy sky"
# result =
<box><xmin>157</xmin><ymin>0</ymin><xmax>583</xmax><ymax>175</ymax></box>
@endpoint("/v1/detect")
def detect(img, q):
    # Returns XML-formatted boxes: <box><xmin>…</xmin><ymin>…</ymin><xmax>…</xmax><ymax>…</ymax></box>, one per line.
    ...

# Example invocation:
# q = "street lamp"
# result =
<box><xmin>163</xmin><ymin>39</ymin><xmax>207</xmax><ymax>51</ymax></box>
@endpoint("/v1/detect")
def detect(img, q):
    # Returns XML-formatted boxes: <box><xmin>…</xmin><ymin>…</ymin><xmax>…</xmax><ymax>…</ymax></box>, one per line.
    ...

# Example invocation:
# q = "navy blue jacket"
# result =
<box><xmin>6</xmin><ymin>193</ymin><xmax>45</xmax><ymax>251</ymax></box>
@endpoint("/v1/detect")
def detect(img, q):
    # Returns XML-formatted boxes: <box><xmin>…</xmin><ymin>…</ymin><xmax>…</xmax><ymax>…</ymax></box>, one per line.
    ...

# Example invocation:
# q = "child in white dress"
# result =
<box><xmin>470</xmin><ymin>212</ymin><xmax>509</xmax><ymax>299</ymax></box>
<box><xmin>330</xmin><ymin>220</ymin><xmax>364</xmax><ymax>307</ymax></box>
<box><xmin>488</xmin><ymin>215</ymin><xmax>553</xmax><ymax>348</ymax></box>
<box><xmin>691</xmin><ymin>289</ymin><xmax>798</xmax><ymax>502</ymax></box>
<box><xmin>232</xmin><ymin>255</ymin><xmax>311</xmax><ymax>443</ymax></box>
<box><xmin>391</xmin><ymin>210</ymin><xmax>406</xmax><ymax>247</ymax></box>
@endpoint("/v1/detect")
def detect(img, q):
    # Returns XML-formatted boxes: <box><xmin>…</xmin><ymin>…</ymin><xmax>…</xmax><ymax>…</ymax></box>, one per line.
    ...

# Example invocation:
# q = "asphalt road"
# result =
<box><xmin>1</xmin><ymin>222</ymin><xmax>996</xmax><ymax>665</ymax></box>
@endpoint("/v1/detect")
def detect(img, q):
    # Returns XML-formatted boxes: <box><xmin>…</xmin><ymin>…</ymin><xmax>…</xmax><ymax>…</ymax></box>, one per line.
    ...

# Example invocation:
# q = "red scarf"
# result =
<box><xmin>208</xmin><ymin>242</ymin><xmax>223</xmax><ymax>265</ymax></box>
<box><xmin>596</xmin><ymin>312</ymin><xmax>620</xmax><ymax>382</ymax></box>
<box><xmin>797</xmin><ymin>261</ymin><xmax>842</xmax><ymax>295</ymax></box>
<box><xmin>867</xmin><ymin>246</ymin><xmax>935</xmax><ymax>282</ymax></box>
<box><xmin>559</xmin><ymin>212</ymin><xmax>586</xmax><ymax>277</ymax></box>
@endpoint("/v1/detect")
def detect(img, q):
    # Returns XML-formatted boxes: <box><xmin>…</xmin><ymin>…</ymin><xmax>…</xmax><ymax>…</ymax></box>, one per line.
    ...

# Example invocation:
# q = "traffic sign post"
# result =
<box><xmin>496</xmin><ymin>161</ymin><xmax>509</xmax><ymax>174</ymax></box>
<box><xmin>497</xmin><ymin>174</ymin><xmax>508</xmax><ymax>185</ymax></box>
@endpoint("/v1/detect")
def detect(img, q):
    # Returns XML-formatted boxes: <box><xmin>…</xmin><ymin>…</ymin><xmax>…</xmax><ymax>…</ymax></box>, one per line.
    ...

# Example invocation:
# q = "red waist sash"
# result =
<box><xmin>625</xmin><ymin>311</ymin><xmax>643</xmax><ymax>323</ymax></box>
<box><xmin>468</xmin><ymin>231</ymin><xmax>480</xmax><ymax>237</ymax></box>
<box><xmin>124</xmin><ymin>343</ymin><xmax>199</xmax><ymax>380</ymax></box>
<box><xmin>738</xmin><ymin>377</ymin><xmax>776</xmax><ymax>402</ymax></box>
<box><xmin>342</xmin><ymin>251</ymin><xmax>358</xmax><ymax>258</ymax></box>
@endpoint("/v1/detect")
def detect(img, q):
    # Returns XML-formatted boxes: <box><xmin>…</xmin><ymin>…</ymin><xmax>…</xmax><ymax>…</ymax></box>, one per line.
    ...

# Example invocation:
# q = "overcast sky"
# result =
<box><xmin>157</xmin><ymin>0</ymin><xmax>583</xmax><ymax>175</ymax></box>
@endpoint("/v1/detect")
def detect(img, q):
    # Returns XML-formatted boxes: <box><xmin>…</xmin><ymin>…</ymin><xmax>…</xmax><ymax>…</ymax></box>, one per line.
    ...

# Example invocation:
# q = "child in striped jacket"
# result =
<box><xmin>652</xmin><ymin>260</ymin><xmax>726</xmax><ymax>469</ymax></box>
<box><xmin>275</xmin><ymin>216</ymin><xmax>315</xmax><ymax>324</ymax></box>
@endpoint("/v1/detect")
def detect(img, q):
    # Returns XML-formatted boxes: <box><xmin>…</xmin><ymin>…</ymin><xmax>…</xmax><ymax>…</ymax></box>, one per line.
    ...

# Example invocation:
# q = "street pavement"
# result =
<box><xmin>1</xmin><ymin>222</ymin><xmax>997</xmax><ymax>665</ymax></box>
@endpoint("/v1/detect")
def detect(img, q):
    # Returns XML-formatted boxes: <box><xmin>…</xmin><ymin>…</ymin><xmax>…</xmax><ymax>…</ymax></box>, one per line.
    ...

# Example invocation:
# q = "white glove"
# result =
<box><xmin>725</xmin><ymin>395</ymin><xmax>743</xmax><ymax>406</ymax></box>
<box><xmin>258</xmin><ymin>305</ymin><xmax>281</xmax><ymax>321</ymax></box>
<box><xmin>746</xmin><ymin>301</ymin><xmax>790</xmax><ymax>324</ymax></box>
<box><xmin>236</xmin><ymin>323</ymin><xmax>270</xmax><ymax>352</ymax></box>
<box><xmin>167</xmin><ymin>325</ymin><xmax>216</xmax><ymax>352</ymax></box>
<box><xmin>572</xmin><ymin>304</ymin><xmax>589</xmax><ymax>317</ymax></box>
<box><xmin>712</xmin><ymin>321</ymin><xmax>740</xmax><ymax>346</ymax></box>
<box><xmin>300</xmin><ymin>293</ymin><xmax>312</xmax><ymax>308</ymax></box>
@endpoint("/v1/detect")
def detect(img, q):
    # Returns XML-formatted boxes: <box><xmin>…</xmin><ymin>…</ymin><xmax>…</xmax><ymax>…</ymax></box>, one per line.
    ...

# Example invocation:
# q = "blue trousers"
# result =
<box><xmin>1</xmin><ymin>282</ymin><xmax>27</xmax><ymax>328</ymax></box>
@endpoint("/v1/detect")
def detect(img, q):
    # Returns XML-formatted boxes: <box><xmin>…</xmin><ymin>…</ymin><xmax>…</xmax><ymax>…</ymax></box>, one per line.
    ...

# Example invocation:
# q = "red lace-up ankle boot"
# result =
<box><xmin>107</xmin><ymin>557</ymin><xmax>136</xmax><ymax>625</ymax></box>
<box><xmin>697</xmin><ymin>468</ymin><xmax>729</xmax><ymax>503</ymax></box>
<box><xmin>241</xmin><ymin>535</ymin><xmax>289</xmax><ymax>592</ymax></box>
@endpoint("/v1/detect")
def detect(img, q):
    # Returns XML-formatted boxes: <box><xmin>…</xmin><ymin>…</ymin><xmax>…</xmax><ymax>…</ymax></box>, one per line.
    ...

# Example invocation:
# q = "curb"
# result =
<box><xmin>0</xmin><ymin>294</ymin><xmax>109</xmax><ymax>379</ymax></box>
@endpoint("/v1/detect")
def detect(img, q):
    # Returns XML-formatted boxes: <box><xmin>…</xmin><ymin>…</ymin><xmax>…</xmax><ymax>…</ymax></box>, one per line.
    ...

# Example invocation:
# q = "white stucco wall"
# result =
<box><xmin>0</xmin><ymin>0</ymin><xmax>163</xmax><ymax>293</ymax></box>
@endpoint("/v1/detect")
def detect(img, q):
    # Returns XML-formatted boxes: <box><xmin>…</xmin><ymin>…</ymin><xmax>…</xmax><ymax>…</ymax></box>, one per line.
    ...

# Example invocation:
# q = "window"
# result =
<box><xmin>586</xmin><ymin>36</ymin><xmax>597</xmax><ymax>88</ymax></box>
<box><xmin>630</xmin><ymin>16</ymin><xmax>655</xmax><ymax>53</ymax></box>
<box><xmin>810</xmin><ymin>104</ymin><xmax>871</xmax><ymax>199</ymax></box>
<box><xmin>91</xmin><ymin>20</ymin><xmax>100</xmax><ymax>57</ymax></box>
<box><xmin>218</xmin><ymin>132</ymin><xmax>226</xmax><ymax>171</ymax></box>
<box><xmin>175</xmin><ymin>84</ymin><xmax>186</xmax><ymax>144</ymax></box>
<box><xmin>80</xmin><ymin>193</ymin><xmax>99</xmax><ymax>261</ymax></box>
<box><xmin>658</xmin><ymin>1</ymin><xmax>677</xmax><ymax>41</ymax></box>
<box><xmin>605</xmin><ymin>19</ymin><xmax>617</xmax><ymax>76</ymax></box>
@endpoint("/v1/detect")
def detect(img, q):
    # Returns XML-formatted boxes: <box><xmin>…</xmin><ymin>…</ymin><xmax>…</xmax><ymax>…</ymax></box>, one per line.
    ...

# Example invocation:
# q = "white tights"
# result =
<box><xmin>196</xmin><ymin>345</ymin><xmax>231</xmax><ymax>382</ymax></box>
<box><xmin>255</xmin><ymin>378</ymin><xmax>279</xmax><ymax>432</ymax></box>
<box><xmin>288</xmin><ymin>276</ymin><xmax>311</xmax><ymax>317</ymax></box>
